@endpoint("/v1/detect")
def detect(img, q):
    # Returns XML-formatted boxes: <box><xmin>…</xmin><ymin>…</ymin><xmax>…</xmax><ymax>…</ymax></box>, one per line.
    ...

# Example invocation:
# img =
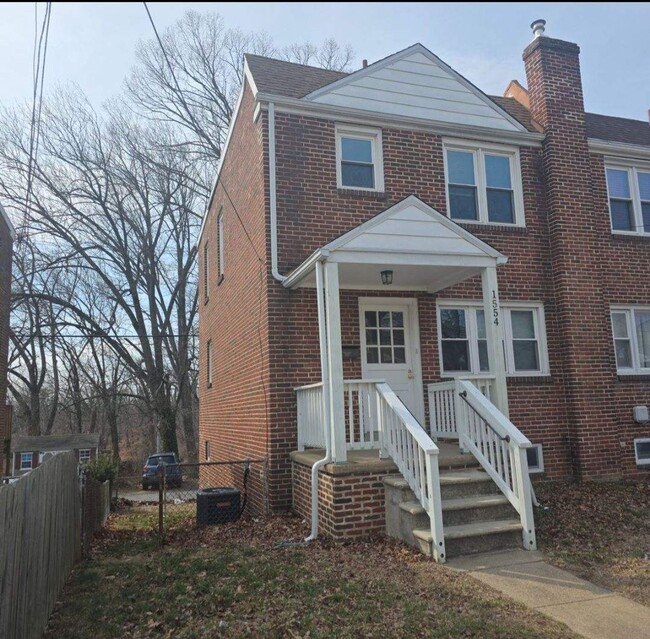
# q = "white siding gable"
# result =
<box><xmin>306</xmin><ymin>45</ymin><xmax>523</xmax><ymax>133</ymax></box>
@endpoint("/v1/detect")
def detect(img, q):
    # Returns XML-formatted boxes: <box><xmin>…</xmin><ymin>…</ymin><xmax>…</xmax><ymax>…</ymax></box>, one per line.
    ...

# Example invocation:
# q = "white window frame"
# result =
<box><xmin>526</xmin><ymin>443</ymin><xmax>545</xmax><ymax>474</ymax></box>
<box><xmin>335</xmin><ymin>124</ymin><xmax>384</xmax><ymax>192</ymax></box>
<box><xmin>78</xmin><ymin>449</ymin><xmax>92</xmax><ymax>464</ymax></box>
<box><xmin>605</xmin><ymin>160</ymin><xmax>650</xmax><ymax>237</ymax></box>
<box><xmin>20</xmin><ymin>452</ymin><xmax>33</xmax><ymax>471</ymax></box>
<box><xmin>217</xmin><ymin>210</ymin><xmax>224</xmax><ymax>281</ymax></box>
<box><xmin>437</xmin><ymin>301</ymin><xmax>549</xmax><ymax>378</ymax></box>
<box><xmin>203</xmin><ymin>242</ymin><xmax>209</xmax><ymax>301</ymax></box>
<box><xmin>207</xmin><ymin>339</ymin><xmax>213</xmax><ymax>387</ymax></box>
<box><xmin>443</xmin><ymin>138</ymin><xmax>525</xmax><ymax>227</ymax></box>
<box><xmin>634</xmin><ymin>437</ymin><xmax>650</xmax><ymax>466</ymax></box>
<box><xmin>610</xmin><ymin>305</ymin><xmax>650</xmax><ymax>375</ymax></box>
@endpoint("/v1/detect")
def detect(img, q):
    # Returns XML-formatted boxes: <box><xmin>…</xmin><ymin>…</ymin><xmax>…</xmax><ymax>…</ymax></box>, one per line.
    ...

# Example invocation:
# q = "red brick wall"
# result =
<box><xmin>0</xmin><ymin>215</ymin><xmax>12</xmax><ymax>476</ymax></box>
<box><xmin>292</xmin><ymin>460</ymin><xmax>388</xmax><ymax>540</ymax></box>
<box><xmin>198</xmin><ymin>83</ymin><xmax>272</xmax><ymax>514</ymax></box>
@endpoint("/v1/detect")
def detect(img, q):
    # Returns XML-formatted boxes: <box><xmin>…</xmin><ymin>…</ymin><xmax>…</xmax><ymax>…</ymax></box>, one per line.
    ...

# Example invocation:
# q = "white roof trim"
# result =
<box><xmin>255</xmin><ymin>94</ymin><xmax>544</xmax><ymax>147</ymax></box>
<box><xmin>304</xmin><ymin>43</ymin><xmax>528</xmax><ymax>134</ymax></box>
<box><xmin>588</xmin><ymin>138</ymin><xmax>650</xmax><ymax>161</ymax></box>
<box><xmin>197</xmin><ymin>72</ymin><xmax>249</xmax><ymax>247</ymax></box>
<box><xmin>283</xmin><ymin>195</ymin><xmax>507</xmax><ymax>289</ymax></box>
<box><xmin>0</xmin><ymin>203</ymin><xmax>16</xmax><ymax>240</ymax></box>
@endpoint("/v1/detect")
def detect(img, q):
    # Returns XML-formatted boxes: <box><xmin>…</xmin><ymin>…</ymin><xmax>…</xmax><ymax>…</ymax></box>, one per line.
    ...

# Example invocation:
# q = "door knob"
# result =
<box><xmin>407</xmin><ymin>369</ymin><xmax>415</xmax><ymax>379</ymax></box>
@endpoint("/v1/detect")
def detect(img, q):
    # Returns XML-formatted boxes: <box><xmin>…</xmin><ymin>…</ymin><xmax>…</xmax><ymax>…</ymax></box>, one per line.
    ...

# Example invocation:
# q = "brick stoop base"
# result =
<box><xmin>291</xmin><ymin>449</ymin><xmax>397</xmax><ymax>541</ymax></box>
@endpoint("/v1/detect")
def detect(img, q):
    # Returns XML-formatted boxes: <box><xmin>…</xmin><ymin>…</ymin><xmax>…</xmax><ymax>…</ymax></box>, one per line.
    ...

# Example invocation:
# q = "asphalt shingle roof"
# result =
<box><xmin>245</xmin><ymin>53</ymin><xmax>650</xmax><ymax>147</ymax></box>
<box><xmin>12</xmin><ymin>433</ymin><xmax>100</xmax><ymax>453</ymax></box>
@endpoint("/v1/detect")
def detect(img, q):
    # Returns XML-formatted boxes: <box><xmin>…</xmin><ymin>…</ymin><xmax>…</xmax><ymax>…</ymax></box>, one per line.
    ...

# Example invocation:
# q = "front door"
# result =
<box><xmin>359</xmin><ymin>299</ymin><xmax>424</xmax><ymax>423</ymax></box>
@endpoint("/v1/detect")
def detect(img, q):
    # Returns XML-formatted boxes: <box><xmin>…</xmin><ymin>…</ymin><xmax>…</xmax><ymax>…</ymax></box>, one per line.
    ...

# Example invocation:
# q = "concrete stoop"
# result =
<box><xmin>384</xmin><ymin>461</ymin><xmax>523</xmax><ymax>559</ymax></box>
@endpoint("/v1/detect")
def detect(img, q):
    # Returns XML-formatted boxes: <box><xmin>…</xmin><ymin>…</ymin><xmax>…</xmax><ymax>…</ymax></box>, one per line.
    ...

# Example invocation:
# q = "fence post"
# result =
<box><xmin>158</xmin><ymin>464</ymin><xmax>164</xmax><ymax>544</ymax></box>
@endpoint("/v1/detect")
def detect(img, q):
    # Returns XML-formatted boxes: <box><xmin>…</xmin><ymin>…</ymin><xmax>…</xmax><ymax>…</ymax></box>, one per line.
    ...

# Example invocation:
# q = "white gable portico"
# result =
<box><xmin>286</xmin><ymin>196</ymin><xmax>510</xmax><ymax>463</ymax></box>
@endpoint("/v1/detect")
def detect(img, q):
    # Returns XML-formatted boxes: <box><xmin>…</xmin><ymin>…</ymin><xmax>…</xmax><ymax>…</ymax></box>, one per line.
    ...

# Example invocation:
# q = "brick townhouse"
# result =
<box><xmin>0</xmin><ymin>204</ymin><xmax>15</xmax><ymax>476</ymax></box>
<box><xmin>198</xmin><ymin>21</ymin><xmax>650</xmax><ymax>560</ymax></box>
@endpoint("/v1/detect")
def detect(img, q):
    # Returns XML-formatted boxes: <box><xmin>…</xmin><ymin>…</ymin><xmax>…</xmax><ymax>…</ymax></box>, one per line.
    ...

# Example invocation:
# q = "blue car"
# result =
<box><xmin>142</xmin><ymin>453</ymin><xmax>183</xmax><ymax>490</ymax></box>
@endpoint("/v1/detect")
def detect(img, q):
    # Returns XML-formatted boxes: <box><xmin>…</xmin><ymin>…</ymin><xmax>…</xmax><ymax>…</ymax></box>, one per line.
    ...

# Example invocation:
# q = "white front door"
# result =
<box><xmin>359</xmin><ymin>299</ymin><xmax>424</xmax><ymax>423</ymax></box>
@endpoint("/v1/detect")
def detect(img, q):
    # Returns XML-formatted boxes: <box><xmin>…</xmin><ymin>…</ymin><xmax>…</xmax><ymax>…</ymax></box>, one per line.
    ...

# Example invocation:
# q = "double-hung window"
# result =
<box><xmin>78</xmin><ymin>449</ymin><xmax>91</xmax><ymax>464</ymax></box>
<box><xmin>20</xmin><ymin>452</ymin><xmax>33</xmax><ymax>471</ymax></box>
<box><xmin>444</xmin><ymin>141</ymin><xmax>524</xmax><ymax>226</ymax></box>
<box><xmin>438</xmin><ymin>302</ymin><xmax>548</xmax><ymax>376</ymax></box>
<box><xmin>336</xmin><ymin>125</ymin><xmax>384</xmax><ymax>191</ymax></box>
<box><xmin>605</xmin><ymin>164</ymin><xmax>650</xmax><ymax>235</ymax></box>
<box><xmin>206</xmin><ymin>339</ymin><xmax>213</xmax><ymax>387</ymax></box>
<box><xmin>203</xmin><ymin>242</ymin><xmax>209</xmax><ymax>302</ymax></box>
<box><xmin>611</xmin><ymin>306</ymin><xmax>650</xmax><ymax>374</ymax></box>
<box><xmin>217</xmin><ymin>210</ymin><xmax>224</xmax><ymax>282</ymax></box>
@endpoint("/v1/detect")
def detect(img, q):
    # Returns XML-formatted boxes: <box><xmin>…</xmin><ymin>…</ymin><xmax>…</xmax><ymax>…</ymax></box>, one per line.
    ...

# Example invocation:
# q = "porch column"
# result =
<box><xmin>481</xmin><ymin>265</ymin><xmax>509</xmax><ymax>417</ymax></box>
<box><xmin>324</xmin><ymin>261</ymin><xmax>347</xmax><ymax>463</ymax></box>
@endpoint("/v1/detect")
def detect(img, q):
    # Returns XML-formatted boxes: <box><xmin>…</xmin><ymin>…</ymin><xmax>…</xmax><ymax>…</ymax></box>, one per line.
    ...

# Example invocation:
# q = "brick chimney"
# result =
<box><xmin>523</xmin><ymin>23</ymin><xmax>619</xmax><ymax>479</ymax></box>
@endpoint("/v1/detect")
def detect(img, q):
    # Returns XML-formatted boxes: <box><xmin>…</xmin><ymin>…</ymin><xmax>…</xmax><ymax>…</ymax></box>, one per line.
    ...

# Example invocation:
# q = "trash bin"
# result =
<box><xmin>196</xmin><ymin>487</ymin><xmax>241</xmax><ymax>525</ymax></box>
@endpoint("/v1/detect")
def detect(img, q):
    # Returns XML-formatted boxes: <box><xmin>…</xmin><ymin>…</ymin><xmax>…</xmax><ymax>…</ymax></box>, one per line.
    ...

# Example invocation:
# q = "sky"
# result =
<box><xmin>0</xmin><ymin>2</ymin><xmax>649</xmax><ymax>120</ymax></box>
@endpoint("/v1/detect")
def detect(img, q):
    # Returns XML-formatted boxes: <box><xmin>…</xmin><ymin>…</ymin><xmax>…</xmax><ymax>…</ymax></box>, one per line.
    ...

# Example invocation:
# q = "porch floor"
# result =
<box><xmin>290</xmin><ymin>441</ymin><xmax>464</xmax><ymax>475</ymax></box>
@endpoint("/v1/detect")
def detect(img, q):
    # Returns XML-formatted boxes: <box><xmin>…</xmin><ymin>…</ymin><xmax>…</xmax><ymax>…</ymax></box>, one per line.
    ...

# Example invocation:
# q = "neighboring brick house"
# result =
<box><xmin>198</xmin><ymin>22</ymin><xmax>650</xmax><ymax>557</ymax></box>
<box><xmin>11</xmin><ymin>434</ymin><xmax>100</xmax><ymax>476</ymax></box>
<box><xmin>0</xmin><ymin>204</ymin><xmax>15</xmax><ymax>477</ymax></box>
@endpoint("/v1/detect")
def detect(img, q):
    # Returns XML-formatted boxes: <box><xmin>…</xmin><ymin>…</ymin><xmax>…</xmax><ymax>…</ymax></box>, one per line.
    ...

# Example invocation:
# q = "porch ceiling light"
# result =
<box><xmin>380</xmin><ymin>269</ymin><xmax>393</xmax><ymax>285</ymax></box>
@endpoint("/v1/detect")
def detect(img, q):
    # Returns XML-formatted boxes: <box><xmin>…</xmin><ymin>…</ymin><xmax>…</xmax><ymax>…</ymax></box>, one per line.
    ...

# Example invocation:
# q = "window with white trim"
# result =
<box><xmin>634</xmin><ymin>438</ymin><xmax>650</xmax><ymax>466</ymax></box>
<box><xmin>207</xmin><ymin>339</ymin><xmax>213</xmax><ymax>387</ymax></box>
<box><xmin>20</xmin><ymin>452</ymin><xmax>33</xmax><ymax>471</ymax></box>
<box><xmin>203</xmin><ymin>242</ymin><xmax>209</xmax><ymax>301</ymax></box>
<box><xmin>444</xmin><ymin>141</ymin><xmax>524</xmax><ymax>226</ymax></box>
<box><xmin>437</xmin><ymin>302</ymin><xmax>549</xmax><ymax>376</ymax></box>
<box><xmin>335</xmin><ymin>124</ymin><xmax>384</xmax><ymax>191</ymax></box>
<box><xmin>217</xmin><ymin>210</ymin><xmax>224</xmax><ymax>281</ymax></box>
<box><xmin>78</xmin><ymin>449</ymin><xmax>91</xmax><ymax>464</ymax></box>
<box><xmin>606</xmin><ymin>164</ymin><xmax>650</xmax><ymax>235</ymax></box>
<box><xmin>611</xmin><ymin>306</ymin><xmax>650</xmax><ymax>374</ymax></box>
<box><xmin>526</xmin><ymin>444</ymin><xmax>544</xmax><ymax>473</ymax></box>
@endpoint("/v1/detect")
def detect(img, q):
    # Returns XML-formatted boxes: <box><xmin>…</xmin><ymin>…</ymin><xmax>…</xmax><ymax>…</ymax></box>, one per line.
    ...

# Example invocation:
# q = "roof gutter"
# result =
<box><xmin>588</xmin><ymin>138</ymin><xmax>650</xmax><ymax>161</ymax></box>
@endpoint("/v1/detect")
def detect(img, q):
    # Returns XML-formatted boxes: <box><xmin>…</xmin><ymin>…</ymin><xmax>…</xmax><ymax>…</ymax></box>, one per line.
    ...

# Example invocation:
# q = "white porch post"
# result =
<box><xmin>481</xmin><ymin>265</ymin><xmax>509</xmax><ymax>417</ymax></box>
<box><xmin>324</xmin><ymin>261</ymin><xmax>347</xmax><ymax>463</ymax></box>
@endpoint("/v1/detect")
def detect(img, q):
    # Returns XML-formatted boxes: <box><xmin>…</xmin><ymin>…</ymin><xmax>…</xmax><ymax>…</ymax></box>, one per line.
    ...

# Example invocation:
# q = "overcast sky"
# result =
<box><xmin>1</xmin><ymin>2</ymin><xmax>649</xmax><ymax>120</ymax></box>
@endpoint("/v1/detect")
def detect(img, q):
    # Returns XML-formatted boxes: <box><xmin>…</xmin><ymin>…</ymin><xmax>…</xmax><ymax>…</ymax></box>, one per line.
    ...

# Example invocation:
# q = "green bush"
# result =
<box><xmin>86</xmin><ymin>453</ymin><xmax>118</xmax><ymax>483</ymax></box>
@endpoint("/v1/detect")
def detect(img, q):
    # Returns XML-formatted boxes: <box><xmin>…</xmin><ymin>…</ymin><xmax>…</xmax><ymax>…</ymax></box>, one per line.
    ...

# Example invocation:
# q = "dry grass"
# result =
<box><xmin>44</xmin><ymin>504</ymin><xmax>580</xmax><ymax>639</ymax></box>
<box><xmin>536</xmin><ymin>480</ymin><xmax>650</xmax><ymax>606</ymax></box>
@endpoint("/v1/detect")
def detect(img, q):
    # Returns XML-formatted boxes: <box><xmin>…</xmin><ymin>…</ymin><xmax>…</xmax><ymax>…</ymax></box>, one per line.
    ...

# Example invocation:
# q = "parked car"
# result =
<box><xmin>142</xmin><ymin>452</ymin><xmax>182</xmax><ymax>490</ymax></box>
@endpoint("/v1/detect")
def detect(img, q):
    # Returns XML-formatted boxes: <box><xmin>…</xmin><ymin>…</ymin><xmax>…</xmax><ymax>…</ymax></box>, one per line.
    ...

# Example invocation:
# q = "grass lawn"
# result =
<box><xmin>536</xmin><ymin>480</ymin><xmax>650</xmax><ymax>607</ymax></box>
<box><xmin>44</xmin><ymin>504</ymin><xmax>579</xmax><ymax>639</ymax></box>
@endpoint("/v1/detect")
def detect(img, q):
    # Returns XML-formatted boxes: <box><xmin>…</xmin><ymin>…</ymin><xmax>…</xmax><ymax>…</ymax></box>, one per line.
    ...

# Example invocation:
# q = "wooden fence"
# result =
<box><xmin>81</xmin><ymin>475</ymin><xmax>110</xmax><ymax>555</ymax></box>
<box><xmin>0</xmin><ymin>451</ymin><xmax>82</xmax><ymax>639</ymax></box>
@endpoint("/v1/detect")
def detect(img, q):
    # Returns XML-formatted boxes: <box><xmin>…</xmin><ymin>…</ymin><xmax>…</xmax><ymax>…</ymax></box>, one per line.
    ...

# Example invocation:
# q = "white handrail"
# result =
<box><xmin>376</xmin><ymin>382</ymin><xmax>446</xmax><ymax>562</ymax></box>
<box><xmin>454</xmin><ymin>379</ymin><xmax>536</xmax><ymax>550</ymax></box>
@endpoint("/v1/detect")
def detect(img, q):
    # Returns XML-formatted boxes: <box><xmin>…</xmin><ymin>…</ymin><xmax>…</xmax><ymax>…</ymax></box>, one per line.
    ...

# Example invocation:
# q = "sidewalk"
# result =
<box><xmin>447</xmin><ymin>549</ymin><xmax>650</xmax><ymax>639</ymax></box>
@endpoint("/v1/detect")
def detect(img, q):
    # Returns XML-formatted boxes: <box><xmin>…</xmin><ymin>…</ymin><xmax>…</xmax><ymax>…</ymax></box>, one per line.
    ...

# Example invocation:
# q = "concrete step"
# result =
<box><xmin>442</xmin><ymin>494</ymin><xmax>516</xmax><ymax>526</ymax></box>
<box><xmin>437</xmin><ymin>453</ymin><xmax>480</xmax><ymax>471</ymax></box>
<box><xmin>414</xmin><ymin>519</ymin><xmax>523</xmax><ymax>559</ymax></box>
<box><xmin>439</xmin><ymin>468</ymin><xmax>500</xmax><ymax>500</ymax></box>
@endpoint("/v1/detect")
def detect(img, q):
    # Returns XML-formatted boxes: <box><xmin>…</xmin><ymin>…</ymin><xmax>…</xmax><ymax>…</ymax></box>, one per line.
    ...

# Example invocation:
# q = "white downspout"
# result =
<box><xmin>305</xmin><ymin>260</ymin><xmax>331</xmax><ymax>542</ymax></box>
<box><xmin>268</xmin><ymin>102</ymin><xmax>285</xmax><ymax>283</ymax></box>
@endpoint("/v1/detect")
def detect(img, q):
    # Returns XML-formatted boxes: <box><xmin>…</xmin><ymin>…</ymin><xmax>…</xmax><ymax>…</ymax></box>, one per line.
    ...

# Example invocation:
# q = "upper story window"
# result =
<box><xmin>203</xmin><ymin>242</ymin><xmax>209</xmax><ymax>302</ymax></box>
<box><xmin>444</xmin><ymin>140</ymin><xmax>525</xmax><ymax>226</ymax></box>
<box><xmin>217</xmin><ymin>210</ymin><xmax>224</xmax><ymax>283</ymax></box>
<box><xmin>606</xmin><ymin>164</ymin><xmax>650</xmax><ymax>235</ymax></box>
<box><xmin>335</xmin><ymin>124</ymin><xmax>384</xmax><ymax>192</ymax></box>
<box><xmin>611</xmin><ymin>306</ymin><xmax>650</xmax><ymax>374</ymax></box>
<box><xmin>206</xmin><ymin>339</ymin><xmax>213</xmax><ymax>387</ymax></box>
<box><xmin>438</xmin><ymin>302</ymin><xmax>549</xmax><ymax>377</ymax></box>
<box><xmin>78</xmin><ymin>449</ymin><xmax>91</xmax><ymax>464</ymax></box>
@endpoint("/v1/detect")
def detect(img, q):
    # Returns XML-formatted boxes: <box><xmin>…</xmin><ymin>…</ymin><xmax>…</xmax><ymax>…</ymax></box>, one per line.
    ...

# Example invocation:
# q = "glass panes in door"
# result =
<box><xmin>365</xmin><ymin>310</ymin><xmax>406</xmax><ymax>364</ymax></box>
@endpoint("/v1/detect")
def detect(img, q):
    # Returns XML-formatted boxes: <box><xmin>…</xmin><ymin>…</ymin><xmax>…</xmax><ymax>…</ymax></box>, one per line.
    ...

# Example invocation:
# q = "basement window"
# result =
<box><xmin>444</xmin><ymin>140</ymin><xmax>525</xmax><ymax>226</ymax></box>
<box><xmin>606</xmin><ymin>164</ymin><xmax>650</xmax><ymax>235</ymax></box>
<box><xmin>634</xmin><ymin>438</ymin><xmax>650</xmax><ymax>466</ymax></box>
<box><xmin>526</xmin><ymin>444</ymin><xmax>544</xmax><ymax>473</ymax></box>
<box><xmin>336</xmin><ymin>124</ymin><xmax>384</xmax><ymax>191</ymax></box>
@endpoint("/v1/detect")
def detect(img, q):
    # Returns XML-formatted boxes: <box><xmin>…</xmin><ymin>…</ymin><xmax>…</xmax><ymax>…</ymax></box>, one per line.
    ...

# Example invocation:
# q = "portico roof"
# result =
<box><xmin>283</xmin><ymin>196</ymin><xmax>507</xmax><ymax>292</ymax></box>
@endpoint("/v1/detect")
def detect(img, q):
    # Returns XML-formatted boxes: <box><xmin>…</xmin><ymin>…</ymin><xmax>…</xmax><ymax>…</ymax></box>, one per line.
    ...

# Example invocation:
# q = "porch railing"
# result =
<box><xmin>376</xmin><ymin>382</ymin><xmax>446</xmax><ymax>562</ymax></box>
<box><xmin>296</xmin><ymin>379</ymin><xmax>384</xmax><ymax>451</ymax></box>
<box><xmin>428</xmin><ymin>376</ymin><xmax>495</xmax><ymax>439</ymax></box>
<box><xmin>454</xmin><ymin>379</ymin><xmax>536</xmax><ymax>550</ymax></box>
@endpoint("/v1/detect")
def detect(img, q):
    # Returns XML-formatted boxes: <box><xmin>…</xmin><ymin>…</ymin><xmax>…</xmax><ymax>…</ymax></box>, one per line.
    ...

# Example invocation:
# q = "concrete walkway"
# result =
<box><xmin>447</xmin><ymin>549</ymin><xmax>650</xmax><ymax>639</ymax></box>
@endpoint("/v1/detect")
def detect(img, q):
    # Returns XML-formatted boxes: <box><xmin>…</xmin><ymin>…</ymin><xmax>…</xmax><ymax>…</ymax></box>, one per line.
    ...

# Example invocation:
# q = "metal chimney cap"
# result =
<box><xmin>531</xmin><ymin>19</ymin><xmax>546</xmax><ymax>39</ymax></box>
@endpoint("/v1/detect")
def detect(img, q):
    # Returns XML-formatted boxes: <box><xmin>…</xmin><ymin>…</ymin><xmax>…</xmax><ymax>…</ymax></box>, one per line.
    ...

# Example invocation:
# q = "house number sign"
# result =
<box><xmin>492</xmin><ymin>290</ymin><xmax>500</xmax><ymax>326</ymax></box>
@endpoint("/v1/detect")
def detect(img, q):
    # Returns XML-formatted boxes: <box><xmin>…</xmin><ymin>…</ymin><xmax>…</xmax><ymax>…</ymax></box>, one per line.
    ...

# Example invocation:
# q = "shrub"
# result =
<box><xmin>86</xmin><ymin>453</ymin><xmax>118</xmax><ymax>483</ymax></box>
